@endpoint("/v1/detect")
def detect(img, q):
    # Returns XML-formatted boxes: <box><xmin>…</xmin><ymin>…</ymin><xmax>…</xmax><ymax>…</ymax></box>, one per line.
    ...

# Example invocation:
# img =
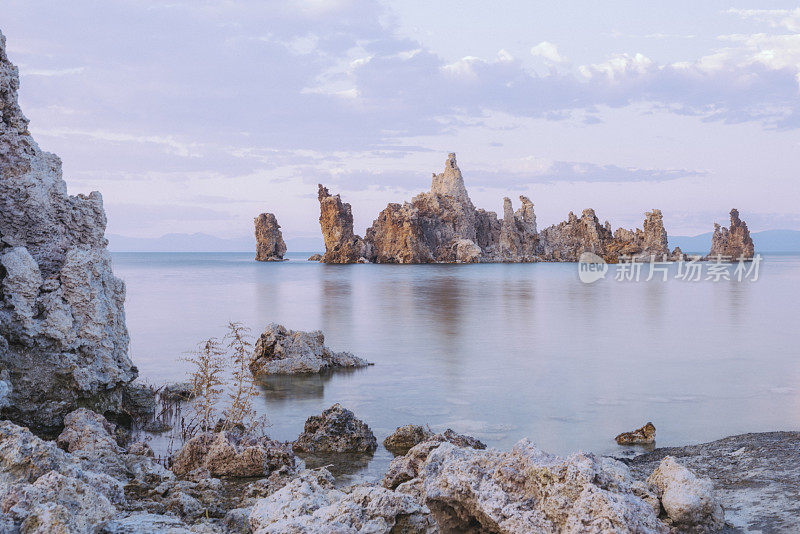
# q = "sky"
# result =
<box><xmin>1</xmin><ymin>1</ymin><xmax>799</xmax><ymax>239</ymax></box>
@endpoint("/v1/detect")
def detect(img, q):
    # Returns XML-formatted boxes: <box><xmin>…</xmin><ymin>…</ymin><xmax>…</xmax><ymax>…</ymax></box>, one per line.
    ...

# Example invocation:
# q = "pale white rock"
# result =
<box><xmin>171</xmin><ymin>430</ymin><xmax>295</xmax><ymax>478</ymax></box>
<box><xmin>100</xmin><ymin>512</ymin><xmax>194</xmax><ymax>533</ymax></box>
<box><xmin>57</xmin><ymin>407</ymin><xmax>121</xmax><ymax>453</ymax></box>
<box><xmin>249</xmin><ymin>323</ymin><xmax>371</xmax><ymax>376</ymax></box>
<box><xmin>2</xmin><ymin>470</ymin><xmax>116</xmax><ymax>534</ymax></box>
<box><xmin>248</xmin><ymin>468</ymin><xmax>437</xmax><ymax>534</ymax></box>
<box><xmin>647</xmin><ymin>456</ymin><xmax>724</xmax><ymax>532</ymax></box>
<box><xmin>421</xmin><ymin>440</ymin><xmax>668</xmax><ymax>534</ymax></box>
<box><xmin>0</xmin><ymin>30</ymin><xmax>136</xmax><ymax>434</ymax></box>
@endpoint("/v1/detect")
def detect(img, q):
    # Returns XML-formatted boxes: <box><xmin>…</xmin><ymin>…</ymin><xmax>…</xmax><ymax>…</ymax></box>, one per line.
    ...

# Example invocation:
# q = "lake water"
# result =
<box><xmin>113</xmin><ymin>251</ymin><xmax>800</xmax><ymax>483</ymax></box>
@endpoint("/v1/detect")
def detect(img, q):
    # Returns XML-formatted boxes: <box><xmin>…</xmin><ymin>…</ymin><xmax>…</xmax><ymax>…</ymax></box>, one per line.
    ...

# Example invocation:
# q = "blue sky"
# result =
<box><xmin>2</xmin><ymin>1</ymin><xmax>799</xmax><ymax>238</ymax></box>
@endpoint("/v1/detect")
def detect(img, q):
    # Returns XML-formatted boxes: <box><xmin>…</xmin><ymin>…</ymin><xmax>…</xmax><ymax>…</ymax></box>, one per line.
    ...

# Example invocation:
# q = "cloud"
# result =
<box><xmin>308</xmin><ymin>158</ymin><xmax>705</xmax><ymax>192</ymax></box>
<box><xmin>530</xmin><ymin>41</ymin><xmax>568</xmax><ymax>63</ymax></box>
<box><xmin>727</xmin><ymin>8</ymin><xmax>800</xmax><ymax>32</ymax></box>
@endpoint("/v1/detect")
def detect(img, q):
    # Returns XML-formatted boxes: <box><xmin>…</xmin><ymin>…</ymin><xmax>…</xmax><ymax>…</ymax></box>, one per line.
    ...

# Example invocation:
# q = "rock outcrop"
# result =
<box><xmin>628</xmin><ymin>431</ymin><xmax>799</xmax><ymax>532</ymax></box>
<box><xmin>319</xmin><ymin>153</ymin><xmax>688</xmax><ymax>264</ymax></box>
<box><xmin>317</xmin><ymin>184</ymin><xmax>367</xmax><ymax>263</ymax></box>
<box><xmin>647</xmin><ymin>456</ymin><xmax>724</xmax><ymax>532</ymax></box>
<box><xmin>254</xmin><ymin>213</ymin><xmax>287</xmax><ymax>262</ymax></box>
<box><xmin>171</xmin><ymin>430</ymin><xmax>295</xmax><ymax>478</ymax></box>
<box><xmin>540</xmin><ymin>209</ymin><xmax>672</xmax><ymax>263</ymax></box>
<box><xmin>293</xmin><ymin>403</ymin><xmax>377</xmax><ymax>454</ymax></box>
<box><xmin>384</xmin><ymin>424</ymin><xmax>434</xmax><ymax>456</ymax></box>
<box><xmin>248</xmin><ymin>468</ymin><xmax>438</xmax><ymax>534</ymax></box>
<box><xmin>707</xmin><ymin>209</ymin><xmax>755</xmax><ymax>260</ymax></box>
<box><xmin>0</xmin><ymin>30</ymin><xmax>136</xmax><ymax>434</ymax></box>
<box><xmin>249</xmin><ymin>323</ymin><xmax>371</xmax><ymax>376</ymax></box>
<box><xmin>616</xmin><ymin>422</ymin><xmax>657</xmax><ymax>445</ymax></box>
<box><xmin>421</xmin><ymin>440</ymin><xmax>672</xmax><ymax>533</ymax></box>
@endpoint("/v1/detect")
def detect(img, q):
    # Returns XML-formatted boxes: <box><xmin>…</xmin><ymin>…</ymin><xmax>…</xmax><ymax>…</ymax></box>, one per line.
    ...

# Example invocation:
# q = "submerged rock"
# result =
<box><xmin>171</xmin><ymin>430</ymin><xmax>295</xmax><ymax>478</ymax></box>
<box><xmin>616</xmin><ymin>422</ymin><xmax>657</xmax><ymax>445</ymax></box>
<box><xmin>248</xmin><ymin>468</ymin><xmax>437</xmax><ymax>534</ymax></box>
<box><xmin>293</xmin><ymin>404</ymin><xmax>377</xmax><ymax>454</ymax></box>
<box><xmin>254</xmin><ymin>212</ymin><xmax>287</xmax><ymax>262</ymax></box>
<box><xmin>384</xmin><ymin>425</ymin><xmax>433</xmax><ymax>456</ymax></box>
<box><xmin>0</xmin><ymin>30</ymin><xmax>136</xmax><ymax>434</ymax></box>
<box><xmin>249</xmin><ymin>323</ymin><xmax>371</xmax><ymax>376</ymax></box>
<box><xmin>317</xmin><ymin>184</ymin><xmax>367</xmax><ymax>263</ymax></box>
<box><xmin>707</xmin><ymin>209</ymin><xmax>755</xmax><ymax>260</ymax></box>
<box><xmin>160</xmin><ymin>381</ymin><xmax>195</xmax><ymax>402</ymax></box>
<box><xmin>122</xmin><ymin>382</ymin><xmax>157</xmax><ymax>418</ymax></box>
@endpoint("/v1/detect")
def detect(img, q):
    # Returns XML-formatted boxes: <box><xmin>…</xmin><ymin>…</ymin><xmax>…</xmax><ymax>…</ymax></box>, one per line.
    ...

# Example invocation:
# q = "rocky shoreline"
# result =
<box><xmin>1</xmin><ymin>403</ymin><xmax>796</xmax><ymax>532</ymax></box>
<box><xmin>0</xmin><ymin>27</ymin><xmax>792</xmax><ymax>534</ymax></box>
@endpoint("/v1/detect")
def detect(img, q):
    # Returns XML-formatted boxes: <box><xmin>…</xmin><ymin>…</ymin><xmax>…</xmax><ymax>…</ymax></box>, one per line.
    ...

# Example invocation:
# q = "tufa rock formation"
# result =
<box><xmin>254</xmin><ymin>213</ymin><xmax>287</xmax><ymax>262</ymax></box>
<box><xmin>707</xmin><ymin>209</ymin><xmax>755</xmax><ymax>260</ymax></box>
<box><xmin>249</xmin><ymin>323</ymin><xmax>371</xmax><ymax>376</ymax></box>
<box><xmin>317</xmin><ymin>184</ymin><xmax>367</xmax><ymax>263</ymax></box>
<box><xmin>616</xmin><ymin>422</ymin><xmax>657</xmax><ymax>445</ymax></box>
<box><xmin>318</xmin><ymin>153</ymin><xmax>689</xmax><ymax>264</ymax></box>
<box><xmin>293</xmin><ymin>403</ymin><xmax>378</xmax><ymax>454</ymax></box>
<box><xmin>0</xmin><ymin>30</ymin><xmax>136</xmax><ymax>434</ymax></box>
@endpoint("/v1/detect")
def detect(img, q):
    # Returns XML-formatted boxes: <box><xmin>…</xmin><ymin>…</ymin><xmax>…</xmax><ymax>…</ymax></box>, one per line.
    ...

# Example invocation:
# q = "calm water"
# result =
<box><xmin>113</xmin><ymin>251</ymin><xmax>800</xmax><ymax>482</ymax></box>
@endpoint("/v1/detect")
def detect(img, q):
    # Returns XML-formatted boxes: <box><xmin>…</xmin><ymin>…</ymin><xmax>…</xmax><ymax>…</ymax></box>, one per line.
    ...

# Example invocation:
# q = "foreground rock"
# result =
<box><xmin>318</xmin><ymin>184</ymin><xmax>368</xmax><ymax>263</ymax></box>
<box><xmin>628</xmin><ymin>431</ymin><xmax>800</xmax><ymax>532</ymax></box>
<box><xmin>248</xmin><ymin>468</ymin><xmax>437</xmax><ymax>533</ymax></box>
<box><xmin>249</xmin><ymin>323</ymin><xmax>371</xmax><ymax>376</ymax></box>
<box><xmin>647</xmin><ymin>457</ymin><xmax>724</xmax><ymax>532</ymax></box>
<box><xmin>616</xmin><ymin>422</ymin><xmax>657</xmax><ymax>445</ymax></box>
<box><xmin>293</xmin><ymin>403</ymin><xmax>377</xmax><ymax>454</ymax></box>
<box><xmin>707</xmin><ymin>209</ymin><xmax>755</xmax><ymax>260</ymax></box>
<box><xmin>171</xmin><ymin>430</ymin><xmax>295</xmax><ymax>478</ymax></box>
<box><xmin>0</xmin><ymin>30</ymin><xmax>136</xmax><ymax>434</ymax></box>
<box><xmin>254</xmin><ymin>212</ymin><xmax>287</xmax><ymax>262</ymax></box>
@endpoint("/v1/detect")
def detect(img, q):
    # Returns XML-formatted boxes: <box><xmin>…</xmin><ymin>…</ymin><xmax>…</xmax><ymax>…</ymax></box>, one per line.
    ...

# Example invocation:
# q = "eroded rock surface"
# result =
<box><xmin>616</xmin><ymin>422</ymin><xmax>657</xmax><ymax>445</ymax></box>
<box><xmin>171</xmin><ymin>430</ymin><xmax>295</xmax><ymax>478</ymax></box>
<box><xmin>707</xmin><ymin>209</ymin><xmax>755</xmax><ymax>260</ymax></box>
<box><xmin>320</xmin><ymin>153</ymin><xmax>688</xmax><ymax>264</ymax></box>
<box><xmin>293</xmin><ymin>404</ymin><xmax>377</xmax><ymax>454</ymax></box>
<box><xmin>254</xmin><ymin>213</ymin><xmax>287</xmax><ymax>262</ymax></box>
<box><xmin>318</xmin><ymin>185</ymin><xmax>367</xmax><ymax>263</ymax></box>
<box><xmin>383</xmin><ymin>424</ymin><xmax>433</xmax><ymax>456</ymax></box>
<box><xmin>647</xmin><ymin>456</ymin><xmax>724</xmax><ymax>533</ymax></box>
<box><xmin>0</xmin><ymin>30</ymin><xmax>136</xmax><ymax>434</ymax></box>
<box><xmin>628</xmin><ymin>431</ymin><xmax>799</xmax><ymax>533</ymax></box>
<box><xmin>421</xmin><ymin>440</ymin><xmax>670</xmax><ymax>533</ymax></box>
<box><xmin>249</xmin><ymin>323</ymin><xmax>371</xmax><ymax>376</ymax></box>
<box><xmin>248</xmin><ymin>468</ymin><xmax>437</xmax><ymax>534</ymax></box>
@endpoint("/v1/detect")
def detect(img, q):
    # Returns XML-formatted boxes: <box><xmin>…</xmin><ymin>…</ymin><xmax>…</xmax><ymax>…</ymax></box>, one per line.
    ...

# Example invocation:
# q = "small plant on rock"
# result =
<box><xmin>183</xmin><ymin>337</ymin><xmax>226</xmax><ymax>435</ymax></box>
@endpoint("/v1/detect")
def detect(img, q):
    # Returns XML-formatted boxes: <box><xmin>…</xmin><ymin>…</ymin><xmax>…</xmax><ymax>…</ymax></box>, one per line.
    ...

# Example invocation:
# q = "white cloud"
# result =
<box><xmin>530</xmin><ymin>41</ymin><xmax>567</xmax><ymax>63</ymax></box>
<box><xmin>579</xmin><ymin>53</ymin><xmax>653</xmax><ymax>80</ymax></box>
<box><xmin>728</xmin><ymin>8</ymin><xmax>800</xmax><ymax>32</ymax></box>
<box><xmin>21</xmin><ymin>66</ymin><xmax>85</xmax><ymax>76</ymax></box>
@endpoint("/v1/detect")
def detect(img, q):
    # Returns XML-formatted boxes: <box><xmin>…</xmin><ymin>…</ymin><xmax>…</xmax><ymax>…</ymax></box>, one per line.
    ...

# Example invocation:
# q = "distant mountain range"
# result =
<box><xmin>668</xmin><ymin>230</ymin><xmax>800</xmax><ymax>253</ymax></box>
<box><xmin>108</xmin><ymin>230</ymin><xmax>800</xmax><ymax>253</ymax></box>
<box><xmin>107</xmin><ymin>233</ymin><xmax>323</xmax><ymax>253</ymax></box>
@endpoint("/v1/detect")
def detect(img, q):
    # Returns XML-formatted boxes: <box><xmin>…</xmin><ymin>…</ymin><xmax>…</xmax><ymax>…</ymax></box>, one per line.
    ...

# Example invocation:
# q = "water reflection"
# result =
<box><xmin>259</xmin><ymin>368</ymin><xmax>368</xmax><ymax>405</ymax></box>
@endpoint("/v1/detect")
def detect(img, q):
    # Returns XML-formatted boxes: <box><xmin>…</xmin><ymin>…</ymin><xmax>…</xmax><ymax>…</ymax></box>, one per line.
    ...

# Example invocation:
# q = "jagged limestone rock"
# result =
<box><xmin>249</xmin><ymin>323</ymin><xmax>371</xmax><ymax>376</ymax></box>
<box><xmin>616</xmin><ymin>422</ymin><xmax>657</xmax><ymax>445</ymax></box>
<box><xmin>707</xmin><ymin>209</ymin><xmax>755</xmax><ymax>260</ymax></box>
<box><xmin>0</xmin><ymin>30</ymin><xmax>135</xmax><ymax>435</ymax></box>
<box><xmin>293</xmin><ymin>404</ymin><xmax>377</xmax><ymax>454</ymax></box>
<box><xmin>317</xmin><ymin>184</ymin><xmax>367</xmax><ymax>263</ymax></box>
<box><xmin>254</xmin><ymin>213</ymin><xmax>287</xmax><ymax>262</ymax></box>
